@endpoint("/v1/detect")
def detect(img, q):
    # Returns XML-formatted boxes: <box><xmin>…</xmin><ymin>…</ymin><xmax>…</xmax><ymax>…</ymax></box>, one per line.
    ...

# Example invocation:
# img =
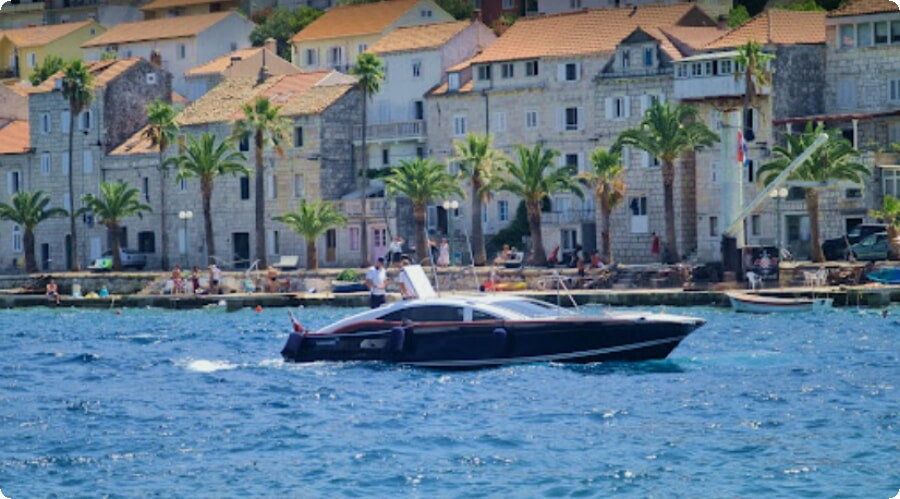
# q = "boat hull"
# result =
<box><xmin>728</xmin><ymin>293</ymin><xmax>833</xmax><ymax>313</ymax></box>
<box><xmin>281</xmin><ymin>316</ymin><xmax>703</xmax><ymax>369</ymax></box>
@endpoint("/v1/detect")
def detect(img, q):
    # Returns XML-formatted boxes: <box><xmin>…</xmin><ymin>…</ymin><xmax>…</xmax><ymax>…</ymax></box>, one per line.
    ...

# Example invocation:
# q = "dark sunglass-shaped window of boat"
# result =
<box><xmin>379</xmin><ymin>305</ymin><xmax>464</xmax><ymax>322</ymax></box>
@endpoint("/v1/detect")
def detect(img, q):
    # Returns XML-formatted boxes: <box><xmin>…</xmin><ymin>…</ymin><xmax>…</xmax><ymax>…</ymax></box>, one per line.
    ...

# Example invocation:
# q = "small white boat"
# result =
<box><xmin>728</xmin><ymin>291</ymin><xmax>833</xmax><ymax>313</ymax></box>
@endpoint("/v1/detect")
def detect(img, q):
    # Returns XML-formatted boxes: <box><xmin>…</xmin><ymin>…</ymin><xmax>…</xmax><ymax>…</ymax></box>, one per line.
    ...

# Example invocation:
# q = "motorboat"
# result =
<box><xmin>728</xmin><ymin>291</ymin><xmax>833</xmax><ymax>313</ymax></box>
<box><xmin>866</xmin><ymin>268</ymin><xmax>900</xmax><ymax>285</ymax></box>
<box><xmin>281</xmin><ymin>266</ymin><xmax>704</xmax><ymax>369</ymax></box>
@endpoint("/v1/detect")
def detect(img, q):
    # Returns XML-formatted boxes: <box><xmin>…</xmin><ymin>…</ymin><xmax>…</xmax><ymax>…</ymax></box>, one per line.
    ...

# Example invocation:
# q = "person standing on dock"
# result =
<box><xmin>365</xmin><ymin>258</ymin><xmax>389</xmax><ymax>308</ymax></box>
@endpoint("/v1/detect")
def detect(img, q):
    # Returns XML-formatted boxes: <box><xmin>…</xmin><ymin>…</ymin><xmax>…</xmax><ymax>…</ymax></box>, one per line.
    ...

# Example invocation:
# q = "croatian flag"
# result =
<box><xmin>737</xmin><ymin>130</ymin><xmax>749</xmax><ymax>167</ymax></box>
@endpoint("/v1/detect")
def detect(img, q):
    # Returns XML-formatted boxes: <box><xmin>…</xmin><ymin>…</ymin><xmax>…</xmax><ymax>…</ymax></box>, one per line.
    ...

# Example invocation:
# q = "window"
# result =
<box><xmin>382</xmin><ymin>148</ymin><xmax>390</xmax><ymax>166</ymax></box>
<box><xmin>525</xmin><ymin>110</ymin><xmax>538</xmax><ymax>129</ymax></box>
<box><xmin>146</xmin><ymin>73</ymin><xmax>157</xmax><ymax>85</ymax></box>
<box><xmin>61</xmin><ymin>110</ymin><xmax>70</xmax><ymax>133</ymax></box>
<box><xmin>621</xmin><ymin>50</ymin><xmax>630</xmax><ymax>69</ymax></box>
<box><xmin>501</xmin><ymin>62</ymin><xmax>514</xmax><ymax>79</ymax></box>
<box><xmin>883</xmin><ymin>170</ymin><xmax>900</xmax><ymax>197</ymax></box>
<box><xmin>477</xmin><ymin>64</ymin><xmax>491</xmax><ymax>81</ymax></box>
<box><xmin>502</xmin><ymin>0</ymin><xmax>514</xmax><ymax>8</ymax></box>
<box><xmin>421</xmin><ymin>8</ymin><xmax>433</xmax><ymax>16</ymax></box>
<box><xmin>41</xmin><ymin>153</ymin><xmax>51</xmax><ymax>176</ymax></box>
<box><xmin>82</xmin><ymin>150</ymin><xmax>93</xmax><ymax>173</ymax></box>
<box><xmin>81</xmin><ymin>110</ymin><xmax>91</xmax><ymax>130</ymax></box>
<box><xmin>453</xmin><ymin>115</ymin><xmax>467</xmax><ymax>137</ymax></box>
<box><xmin>840</xmin><ymin>24</ymin><xmax>856</xmax><ymax>48</ymax></box>
<box><xmin>570</xmin><ymin>0</ymin><xmax>581</xmax><ymax>6</ymax></box>
<box><xmin>412</xmin><ymin>60</ymin><xmax>422</xmax><ymax>78</ymax></box>
<box><xmin>137</xmin><ymin>176</ymin><xmax>148</xmax><ymax>202</ymax></box>
<box><xmin>268</xmin><ymin>230</ymin><xmax>280</xmax><ymax>255</ymax></box>
<box><xmin>12</xmin><ymin>225</ymin><xmax>22</xmax><ymax>252</ymax></box>
<box><xmin>691</xmin><ymin>62</ymin><xmax>703</xmax><ymax>76</ymax></box>
<box><xmin>177</xmin><ymin>43</ymin><xmax>187</xmax><ymax>59</ymax></box>
<box><xmin>746</xmin><ymin>159</ymin><xmax>755</xmax><ymax>183</ymax></box>
<box><xmin>41</xmin><ymin>113</ymin><xmax>50</xmax><ymax>134</ymax></box>
<box><xmin>7</xmin><ymin>171</ymin><xmax>21</xmax><ymax>195</ymax></box>
<box><xmin>413</xmin><ymin>100</ymin><xmax>424</xmax><ymax>120</ymax></box>
<box><xmin>179</xmin><ymin>177</ymin><xmax>187</xmax><ymax>193</ymax></box>
<box><xmin>875</xmin><ymin>22</ymin><xmax>888</xmax><ymax>45</ymax></box>
<box><xmin>28</xmin><ymin>52</ymin><xmax>36</xmax><ymax>67</ymax></box>
<box><xmin>564</xmin><ymin>153</ymin><xmax>579</xmax><ymax>168</ymax></box>
<box><xmin>564</xmin><ymin>62</ymin><xmax>579</xmax><ymax>81</ymax></box>
<box><xmin>893</xmin><ymin>21</ymin><xmax>900</xmax><ymax>44</ymax></box>
<box><xmin>294</xmin><ymin>126</ymin><xmax>304</xmax><ymax>147</ymax></box>
<box><xmin>643</xmin><ymin>47</ymin><xmax>653</xmax><ymax>67</ymax></box>
<box><xmin>328</xmin><ymin>46</ymin><xmax>343</xmax><ymax>67</ymax></box>
<box><xmin>293</xmin><ymin>174</ymin><xmax>304</xmax><ymax>198</ymax></box>
<box><xmin>676</xmin><ymin>64</ymin><xmax>688</xmax><ymax>78</ymax></box>
<box><xmin>639</xmin><ymin>94</ymin><xmax>658</xmax><ymax>115</ymax></box>
<box><xmin>857</xmin><ymin>23</ymin><xmax>873</xmax><ymax>47</ymax></box>
<box><xmin>416</xmin><ymin>146</ymin><xmax>425</xmax><ymax>159</ymax></box>
<box><xmin>743</xmin><ymin>107</ymin><xmax>756</xmax><ymax>132</ymax></box>
<box><xmin>643</xmin><ymin>151</ymin><xmax>660</xmax><ymax>168</ymax></box>
<box><xmin>62</xmin><ymin>155</ymin><xmax>69</xmax><ymax>175</ymax></box>
<box><xmin>564</xmin><ymin>107</ymin><xmax>580</xmax><ymax>131</ymax></box>
<box><xmin>720</xmin><ymin>59</ymin><xmax>732</xmax><ymax>74</ymax></box>
<box><xmin>448</xmin><ymin>72</ymin><xmax>460</xmax><ymax>91</ymax></box>
<box><xmin>837</xmin><ymin>78</ymin><xmax>856</xmax><ymax>109</ymax></box>
<box><xmin>709</xmin><ymin>216</ymin><xmax>719</xmax><ymax>237</ymax></box>
<box><xmin>525</xmin><ymin>60</ymin><xmax>538</xmax><ymax>77</ymax></box>
<box><xmin>607</xmin><ymin>96</ymin><xmax>630</xmax><ymax>119</ymax></box>
<box><xmin>267</xmin><ymin>173</ymin><xmax>277</xmax><ymax>199</ymax></box>
<box><xmin>629</xmin><ymin>196</ymin><xmax>648</xmax><ymax>233</ymax></box>
<box><xmin>482</xmin><ymin>206</ymin><xmax>488</xmax><ymax>224</ymax></box>
<box><xmin>349</xmin><ymin>227</ymin><xmax>360</xmax><ymax>251</ymax></box>
<box><xmin>844</xmin><ymin>187</ymin><xmax>862</xmax><ymax>199</ymax></box>
<box><xmin>239</xmin><ymin>135</ymin><xmax>249</xmax><ymax>152</ymax></box>
<box><xmin>138</xmin><ymin>231</ymin><xmax>156</xmax><ymax>253</ymax></box>
<box><xmin>240</xmin><ymin>176</ymin><xmax>250</xmax><ymax>200</ymax></box>
<box><xmin>750</xmin><ymin>215</ymin><xmax>760</xmax><ymax>237</ymax></box>
<box><xmin>498</xmin><ymin>200</ymin><xmax>509</xmax><ymax>221</ymax></box>
<box><xmin>493</xmin><ymin>111</ymin><xmax>507</xmax><ymax>132</ymax></box>
<box><xmin>711</xmin><ymin>161</ymin><xmax>719</xmax><ymax>184</ymax></box>
<box><xmin>357</xmin><ymin>43</ymin><xmax>367</xmax><ymax>54</ymax></box>
<box><xmin>382</xmin><ymin>305</ymin><xmax>464</xmax><ymax>322</ymax></box>
<box><xmin>305</xmin><ymin>49</ymin><xmax>318</xmax><ymax>67</ymax></box>
<box><xmin>889</xmin><ymin>78</ymin><xmax>900</xmax><ymax>103</ymax></box>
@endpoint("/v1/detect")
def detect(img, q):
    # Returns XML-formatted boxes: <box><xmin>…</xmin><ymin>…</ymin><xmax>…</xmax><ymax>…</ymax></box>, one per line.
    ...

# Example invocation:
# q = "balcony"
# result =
<box><xmin>543</xmin><ymin>209</ymin><xmax>595</xmax><ymax>226</ymax></box>
<box><xmin>339</xmin><ymin>198</ymin><xmax>391</xmax><ymax>218</ymax></box>
<box><xmin>357</xmin><ymin>120</ymin><xmax>426</xmax><ymax>143</ymax></box>
<box><xmin>674</xmin><ymin>51</ymin><xmax>772</xmax><ymax>101</ymax></box>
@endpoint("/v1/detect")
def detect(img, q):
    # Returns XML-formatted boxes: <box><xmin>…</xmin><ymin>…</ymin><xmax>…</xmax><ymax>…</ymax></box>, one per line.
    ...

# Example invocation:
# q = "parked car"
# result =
<box><xmin>88</xmin><ymin>249</ymin><xmax>147</xmax><ymax>271</ymax></box>
<box><xmin>822</xmin><ymin>223</ymin><xmax>886</xmax><ymax>260</ymax></box>
<box><xmin>847</xmin><ymin>232</ymin><xmax>890</xmax><ymax>261</ymax></box>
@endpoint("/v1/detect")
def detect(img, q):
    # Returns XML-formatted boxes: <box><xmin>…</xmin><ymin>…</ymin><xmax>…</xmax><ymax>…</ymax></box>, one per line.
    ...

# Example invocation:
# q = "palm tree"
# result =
<box><xmin>79</xmin><ymin>182</ymin><xmax>152</xmax><ymax>271</ymax></box>
<box><xmin>735</xmin><ymin>40</ymin><xmax>774</xmax><ymax>141</ymax></box>
<box><xmin>350</xmin><ymin>52</ymin><xmax>385</xmax><ymax>267</ymax></box>
<box><xmin>143</xmin><ymin>100</ymin><xmax>179</xmax><ymax>270</ymax></box>
<box><xmin>61</xmin><ymin>60</ymin><xmax>93</xmax><ymax>271</ymax></box>
<box><xmin>870</xmin><ymin>194</ymin><xmax>900</xmax><ymax>259</ymax></box>
<box><xmin>274</xmin><ymin>200</ymin><xmax>348</xmax><ymax>271</ymax></box>
<box><xmin>169</xmin><ymin>133</ymin><xmax>249</xmax><ymax>265</ymax></box>
<box><xmin>615</xmin><ymin>101</ymin><xmax>718</xmax><ymax>263</ymax></box>
<box><xmin>233</xmin><ymin>96</ymin><xmax>289</xmax><ymax>269</ymax></box>
<box><xmin>453</xmin><ymin>133</ymin><xmax>506</xmax><ymax>266</ymax></box>
<box><xmin>384</xmin><ymin>158</ymin><xmax>462</xmax><ymax>264</ymax></box>
<box><xmin>758</xmin><ymin>123</ymin><xmax>869</xmax><ymax>262</ymax></box>
<box><xmin>498</xmin><ymin>144</ymin><xmax>583</xmax><ymax>265</ymax></box>
<box><xmin>580</xmin><ymin>148</ymin><xmax>626</xmax><ymax>264</ymax></box>
<box><xmin>0</xmin><ymin>191</ymin><xmax>68</xmax><ymax>273</ymax></box>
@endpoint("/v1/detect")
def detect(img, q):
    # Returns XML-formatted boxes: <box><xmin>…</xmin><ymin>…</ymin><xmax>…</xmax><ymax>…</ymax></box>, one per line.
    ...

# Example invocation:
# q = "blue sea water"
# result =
<box><xmin>0</xmin><ymin>304</ymin><xmax>897</xmax><ymax>498</ymax></box>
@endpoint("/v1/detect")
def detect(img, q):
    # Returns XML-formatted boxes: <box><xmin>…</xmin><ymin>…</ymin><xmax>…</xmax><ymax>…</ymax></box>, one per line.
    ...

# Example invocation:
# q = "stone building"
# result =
<box><xmin>0</xmin><ymin>119</ymin><xmax>31</xmax><ymax>271</ymax></box>
<box><xmin>0</xmin><ymin>58</ymin><xmax>171</xmax><ymax>272</ymax></box>
<box><xmin>534</xmin><ymin>0</ymin><xmax>733</xmax><ymax>23</ymax></box>
<box><xmin>108</xmin><ymin>71</ymin><xmax>364</xmax><ymax>270</ymax></box>
<box><xmin>183</xmin><ymin>39</ymin><xmax>299</xmax><ymax>102</ymax></box>
<box><xmin>425</xmin><ymin>4</ymin><xmax>717</xmax><ymax>262</ymax></box>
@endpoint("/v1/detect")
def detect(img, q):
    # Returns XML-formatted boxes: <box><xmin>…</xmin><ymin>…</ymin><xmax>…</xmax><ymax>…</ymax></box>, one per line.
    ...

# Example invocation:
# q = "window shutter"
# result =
<box><xmin>83</xmin><ymin>150</ymin><xmax>93</xmax><ymax>173</ymax></box>
<box><xmin>642</xmin><ymin>151</ymin><xmax>650</xmax><ymax>168</ymax></box>
<box><xmin>623</xmin><ymin>96</ymin><xmax>632</xmax><ymax>118</ymax></box>
<box><xmin>658</xmin><ymin>92</ymin><xmax>666</xmax><ymax>104</ymax></box>
<box><xmin>62</xmin><ymin>155</ymin><xmax>69</xmax><ymax>174</ymax></box>
<box><xmin>622</xmin><ymin>146</ymin><xmax>631</xmax><ymax>167</ymax></box>
<box><xmin>557</xmin><ymin>108</ymin><xmax>565</xmax><ymax>131</ymax></box>
<box><xmin>577</xmin><ymin>106</ymin><xmax>584</xmax><ymax>130</ymax></box>
<box><xmin>61</xmin><ymin>111</ymin><xmax>70</xmax><ymax>133</ymax></box>
<box><xmin>605</xmin><ymin>98</ymin><xmax>614</xmax><ymax>120</ymax></box>
<box><xmin>578</xmin><ymin>152</ymin><xmax>585</xmax><ymax>171</ymax></box>
<box><xmin>6</xmin><ymin>172</ymin><xmax>12</xmax><ymax>195</ymax></box>
<box><xmin>557</xmin><ymin>63</ymin><xmax>565</xmax><ymax>82</ymax></box>
<box><xmin>640</xmin><ymin>95</ymin><xmax>649</xmax><ymax>114</ymax></box>
<box><xmin>576</xmin><ymin>62</ymin><xmax>582</xmax><ymax>81</ymax></box>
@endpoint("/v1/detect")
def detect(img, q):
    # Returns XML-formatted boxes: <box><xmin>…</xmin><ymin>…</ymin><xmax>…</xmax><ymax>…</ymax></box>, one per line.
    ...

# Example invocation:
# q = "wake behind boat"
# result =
<box><xmin>728</xmin><ymin>291</ymin><xmax>833</xmax><ymax>313</ymax></box>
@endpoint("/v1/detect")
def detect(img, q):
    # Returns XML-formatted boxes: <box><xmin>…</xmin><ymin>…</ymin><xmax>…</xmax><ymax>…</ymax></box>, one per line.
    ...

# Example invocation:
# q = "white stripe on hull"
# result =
<box><xmin>405</xmin><ymin>336</ymin><xmax>687</xmax><ymax>368</ymax></box>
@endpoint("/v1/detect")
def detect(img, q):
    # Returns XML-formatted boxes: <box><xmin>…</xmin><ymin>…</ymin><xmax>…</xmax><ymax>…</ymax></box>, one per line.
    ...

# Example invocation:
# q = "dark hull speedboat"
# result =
<box><xmin>281</xmin><ymin>296</ymin><xmax>704</xmax><ymax>369</ymax></box>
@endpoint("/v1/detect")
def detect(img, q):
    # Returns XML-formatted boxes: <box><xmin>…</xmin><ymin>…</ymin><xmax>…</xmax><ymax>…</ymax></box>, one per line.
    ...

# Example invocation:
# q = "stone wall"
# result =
<box><xmin>771</xmin><ymin>45</ymin><xmax>826</xmax><ymax>121</ymax></box>
<box><xmin>103</xmin><ymin>61</ymin><xmax>172</xmax><ymax>154</ymax></box>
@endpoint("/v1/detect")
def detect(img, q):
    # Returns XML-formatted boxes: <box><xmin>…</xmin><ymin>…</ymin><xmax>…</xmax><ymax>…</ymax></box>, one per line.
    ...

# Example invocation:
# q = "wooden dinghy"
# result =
<box><xmin>728</xmin><ymin>291</ymin><xmax>833</xmax><ymax>313</ymax></box>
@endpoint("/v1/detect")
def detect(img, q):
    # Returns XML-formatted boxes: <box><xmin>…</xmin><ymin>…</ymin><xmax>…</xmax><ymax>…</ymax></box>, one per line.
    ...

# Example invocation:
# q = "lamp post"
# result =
<box><xmin>769</xmin><ymin>188</ymin><xmax>788</xmax><ymax>255</ymax></box>
<box><xmin>442</xmin><ymin>199</ymin><xmax>459</xmax><ymax>265</ymax></box>
<box><xmin>178</xmin><ymin>210</ymin><xmax>193</xmax><ymax>268</ymax></box>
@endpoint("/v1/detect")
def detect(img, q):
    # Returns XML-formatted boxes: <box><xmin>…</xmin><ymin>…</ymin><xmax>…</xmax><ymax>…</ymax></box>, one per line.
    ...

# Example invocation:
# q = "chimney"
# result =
<box><xmin>264</xmin><ymin>37</ymin><xmax>277</xmax><ymax>55</ymax></box>
<box><xmin>257</xmin><ymin>47</ymin><xmax>271</xmax><ymax>84</ymax></box>
<box><xmin>149</xmin><ymin>50</ymin><xmax>162</xmax><ymax>67</ymax></box>
<box><xmin>229</xmin><ymin>56</ymin><xmax>242</xmax><ymax>68</ymax></box>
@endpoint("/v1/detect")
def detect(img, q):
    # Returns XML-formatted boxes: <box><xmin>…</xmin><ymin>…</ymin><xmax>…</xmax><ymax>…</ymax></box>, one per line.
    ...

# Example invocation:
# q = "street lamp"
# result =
<box><xmin>769</xmin><ymin>187</ymin><xmax>788</xmax><ymax>255</ymax></box>
<box><xmin>178</xmin><ymin>210</ymin><xmax>193</xmax><ymax>267</ymax></box>
<box><xmin>442</xmin><ymin>199</ymin><xmax>459</xmax><ymax>265</ymax></box>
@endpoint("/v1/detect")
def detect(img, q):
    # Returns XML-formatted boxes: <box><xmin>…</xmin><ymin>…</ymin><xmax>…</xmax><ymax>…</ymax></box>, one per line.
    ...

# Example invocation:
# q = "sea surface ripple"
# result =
<box><xmin>0</xmin><ymin>304</ymin><xmax>897</xmax><ymax>497</ymax></box>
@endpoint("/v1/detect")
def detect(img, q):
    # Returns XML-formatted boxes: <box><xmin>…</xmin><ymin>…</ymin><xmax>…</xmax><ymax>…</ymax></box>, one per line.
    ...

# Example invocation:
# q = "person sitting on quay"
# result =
<box><xmin>494</xmin><ymin>244</ymin><xmax>512</xmax><ymax>266</ymax></box>
<box><xmin>190</xmin><ymin>266</ymin><xmax>202</xmax><ymax>294</ymax></box>
<box><xmin>266</xmin><ymin>265</ymin><xmax>279</xmax><ymax>293</ymax></box>
<box><xmin>46</xmin><ymin>278</ymin><xmax>60</xmax><ymax>305</ymax></box>
<box><xmin>171</xmin><ymin>265</ymin><xmax>185</xmax><ymax>295</ymax></box>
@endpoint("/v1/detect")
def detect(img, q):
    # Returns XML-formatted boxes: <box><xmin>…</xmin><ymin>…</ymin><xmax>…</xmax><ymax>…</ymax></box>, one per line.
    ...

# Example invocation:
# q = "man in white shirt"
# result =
<box><xmin>365</xmin><ymin>257</ymin><xmax>389</xmax><ymax>308</ymax></box>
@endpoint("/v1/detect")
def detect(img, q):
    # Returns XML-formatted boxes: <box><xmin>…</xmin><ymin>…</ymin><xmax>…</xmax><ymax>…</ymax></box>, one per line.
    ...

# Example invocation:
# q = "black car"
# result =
<box><xmin>822</xmin><ymin>224</ymin><xmax>886</xmax><ymax>260</ymax></box>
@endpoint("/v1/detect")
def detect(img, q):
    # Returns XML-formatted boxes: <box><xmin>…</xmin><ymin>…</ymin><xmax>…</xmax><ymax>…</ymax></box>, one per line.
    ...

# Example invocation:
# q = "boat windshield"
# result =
<box><xmin>491</xmin><ymin>299</ymin><xmax>570</xmax><ymax>318</ymax></box>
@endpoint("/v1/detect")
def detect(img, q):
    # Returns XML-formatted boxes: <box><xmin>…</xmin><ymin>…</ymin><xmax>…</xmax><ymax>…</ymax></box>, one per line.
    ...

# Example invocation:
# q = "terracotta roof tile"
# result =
<box><xmin>290</xmin><ymin>0</ymin><xmax>419</xmax><ymax>42</ymax></box>
<box><xmin>368</xmin><ymin>20</ymin><xmax>471</xmax><ymax>54</ymax></box>
<box><xmin>704</xmin><ymin>9</ymin><xmax>825</xmax><ymax>49</ymax></box>
<box><xmin>640</xmin><ymin>27</ymin><xmax>686</xmax><ymax>60</ymax></box>
<box><xmin>0</xmin><ymin>120</ymin><xmax>30</xmax><ymax>155</ymax></box>
<box><xmin>429</xmin><ymin>79</ymin><xmax>473</xmax><ymax>96</ymax></box>
<box><xmin>0</xmin><ymin>20</ymin><xmax>99</xmax><ymax>48</ymax></box>
<box><xmin>172</xmin><ymin>90</ymin><xmax>187</xmax><ymax>104</ymax></box>
<box><xmin>659</xmin><ymin>26</ymin><xmax>726</xmax><ymax>51</ymax></box>
<box><xmin>177</xmin><ymin>71</ymin><xmax>354</xmax><ymax>126</ymax></box>
<box><xmin>184</xmin><ymin>47</ymin><xmax>262</xmax><ymax>77</ymax></box>
<box><xmin>828</xmin><ymin>0</ymin><xmax>898</xmax><ymax>17</ymax></box>
<box><xmin>141</xmin><ymin>0</ymin><xmax>232</xmax><ymax>11</ymax></box>
<box><xmin>470</xmin><ymin>4</ymin><xmax>714</xmax><ymax>64</ymax></box>
<box><xmin>110</xmin><ymin>125</ymin><xmax>157</xmax><ymax>156</ymax></box>
<box><xmin>31</xmin><ymin>58</ymin><xmax>143</xmax><ymax>93</ymax></box>
<box><xmin>82</xmin><ymin>12</ymin><xmax>235</xmax><ymax>47</ymax></box>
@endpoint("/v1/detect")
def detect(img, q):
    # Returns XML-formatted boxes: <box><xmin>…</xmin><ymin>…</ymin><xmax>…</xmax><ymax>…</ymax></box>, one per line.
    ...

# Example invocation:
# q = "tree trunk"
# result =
<box><xmin>414</xmin><ymin>202</ymin><xmax>427</xmax><ymax>266</ymax></box>
<box><xmin>360</xmin><ymin>88</ymin><xmax>370</xmax><ymax>267</ymax></box>
<box><xmin>471</xmin><ymin>177</ymin><xmax>486</xmax><ymax>266</ymax></box>
<box><xmin>526</xmin><ymin>199</ymin><xmax>546</xmax><ymax>265</ymax></box>
<box><xmin>24</xmin><ymin>229</ymin><xmax>36</xmax><ymax>273</ymax></box>
<box><xmin>599</xmin><ymin>190</ymin><xmax>612</xmax><ymax>263</ymax></box>
<box><xmin>67</xmin><ymin>112</ymin><xmax>80</xmax><ymax>271</ymax></box>
<box><xmin>306</xmin><ymin>240</ymin><xmax>317</xmax><ymax>271</ymax></box>
<box><xmin>109</xmin><ymin>223</ymin><xmax>123</xmax><ymax>271</ymax></box>
<box><xmin>159</xmin><ymin>149</ymin><xmax>169</xmax><ymax>270</ymax></box>
<box><xmin>254</xmin><ymin>130</ymin><xmax>267</xmax><ymax>268</ymax></box>
<box><xmin>662</xmin><ymin>160</ymin><xmax>679</xmax><ymax>263</ymax></box>
<box><xmin>806</xmin><ymin>189</ymin><xmax>824</xmax><ymax>262</ymax></box>
<box><xmin>202</xmin><ymin>178</ymin><xmax>215</xmax><ymax>264</ymax></box>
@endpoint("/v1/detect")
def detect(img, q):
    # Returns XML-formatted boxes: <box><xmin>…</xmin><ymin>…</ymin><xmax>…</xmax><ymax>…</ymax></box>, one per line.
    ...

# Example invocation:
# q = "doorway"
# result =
<box><xmin>41</xmin><ymin>243</ymin><xmax>50</xmax><ymax>271</ymax></box>
<box><xmin>325</xmin><ymin>229</ymin><xmax>337</xmax><ymax>263</ymax></box>
<box><xmin>232</xmin><ymin>232</ymin><xmax>250</xmax><ymax>269</ymax></box>
<box><xmin>785</xmin><ymin>215</ymin><xmax>810</xmax><ymax>259</ymax></box>
<box><xmin>372</xmin><ymin>226</ymin><xmax>387</xmax><ymax>262</ymax></box>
